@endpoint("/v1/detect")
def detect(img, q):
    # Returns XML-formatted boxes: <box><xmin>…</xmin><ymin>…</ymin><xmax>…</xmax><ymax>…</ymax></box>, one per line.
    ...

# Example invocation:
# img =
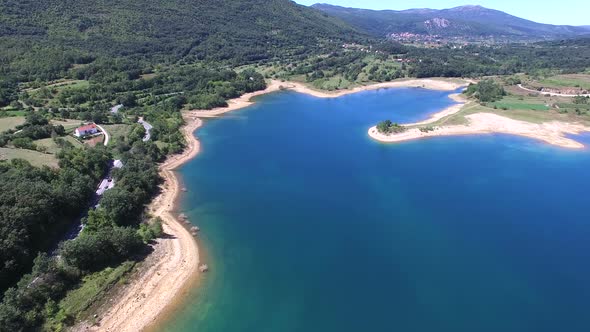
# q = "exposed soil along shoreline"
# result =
<box><xmin>188</xmin><ymin>78</ymin><xmax>468</xmax><ymax>117</ymax></box>
<box><xmin>411</xmin><ymin>93</ymin><xmax>468</xmax><ymax>126</ymax></box>
<box><xmin>81</xmin><ymin>78</ymin><xmax>501</xmax><ymax>331</ymax></box>
<box><xmin>74</xmin><ymin>118</ymin><xmax>203</xmax><ymax>332</ymax></box>
<box><xmin>368</xmin><ymin>106</ymin><xmax>590</xmax><ymax>149</ymax></box>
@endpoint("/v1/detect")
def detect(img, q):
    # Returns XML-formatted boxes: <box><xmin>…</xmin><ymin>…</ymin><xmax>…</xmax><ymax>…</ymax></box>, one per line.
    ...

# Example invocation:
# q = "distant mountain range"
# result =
<box><xmin>312</xmin><ymin>4</ymin><xmax>590</xmax><ymax>41</ymax></box>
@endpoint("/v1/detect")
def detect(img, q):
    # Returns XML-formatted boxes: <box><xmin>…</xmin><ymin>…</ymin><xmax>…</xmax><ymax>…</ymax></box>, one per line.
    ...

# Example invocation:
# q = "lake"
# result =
<box><xmin>163</xmin><ymin>88</ymin><xmax>590</xmax><ymax>332</ymax></box>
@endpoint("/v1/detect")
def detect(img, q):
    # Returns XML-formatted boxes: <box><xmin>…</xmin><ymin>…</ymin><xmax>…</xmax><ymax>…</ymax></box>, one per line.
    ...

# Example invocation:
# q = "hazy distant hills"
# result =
<box><xmin>312</xmin><ymin>4</ymin><xmax>590</xmax><ymax>41</ymax></box>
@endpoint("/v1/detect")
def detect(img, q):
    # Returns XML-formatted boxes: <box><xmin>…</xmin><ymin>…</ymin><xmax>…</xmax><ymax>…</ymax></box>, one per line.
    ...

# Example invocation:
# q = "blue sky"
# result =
<box><xmin>294</xmin><ymin>0</ymin><xmax>589</xmax><ymax>26</ymax></box>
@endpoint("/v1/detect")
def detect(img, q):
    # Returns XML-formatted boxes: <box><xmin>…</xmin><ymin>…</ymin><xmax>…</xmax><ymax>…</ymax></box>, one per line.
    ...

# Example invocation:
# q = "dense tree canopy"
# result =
<box><xmin>0</xmin><ymin>155</ymin><xmax>98</xmax><ymax>292</ymax></box>
<box><xmin>464</xmin><ymin>79</ymin><xmax>506</xmax><ymax>102</ymax></box>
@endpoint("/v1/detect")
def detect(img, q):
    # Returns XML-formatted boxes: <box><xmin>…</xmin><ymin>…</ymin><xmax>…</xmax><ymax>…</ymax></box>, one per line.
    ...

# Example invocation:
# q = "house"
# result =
<box><xmin>113</xmin><ymin>159</ymin><xmax>124</xmax><ymax>169</ymax></box>
<box><xmin>74</xmin><ymin>123</ymin><xmax>99</xmax><ymax>137</ymax></box>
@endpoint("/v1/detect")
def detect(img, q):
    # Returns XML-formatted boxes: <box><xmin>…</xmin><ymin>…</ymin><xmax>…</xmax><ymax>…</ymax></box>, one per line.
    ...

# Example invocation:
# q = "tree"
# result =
<box><xmin>464</xmin><ymin>79</ymin><xmax>505</xmax><ymax>102</ymax></box>
<box><xmin>573</xmin><ymin>95</ymin><xmax>588</xmax><ymax>105</ymax></box>
<box><xmin>60</xmin><ymin>227</ymin><xmax>144</xmax><ymax>272</ymax></box>
<box><xmin>376</xmin><ymin>120</ymin><xmax>406</xmax><ymax>134</ymax></box>
<box><xmin>377</xmin><ymin>120</ymin><xmax>393</xmax><ymax>133</ymax></box>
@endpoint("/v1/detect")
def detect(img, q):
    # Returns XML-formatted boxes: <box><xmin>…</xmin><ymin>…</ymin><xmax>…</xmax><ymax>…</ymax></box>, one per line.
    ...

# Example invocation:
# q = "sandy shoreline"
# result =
<box><xmin>412</xmin><ymin>93</ymin><xmax>467</xmax><ymax>126</ymax></box>
<box><xmin>77</xmin><ymin>76</ymin><xmax>590</xmax><ymax>331</ymax></box>
<box><xmin>365</xmin><ymin>83</ymin><xmax>590</xmax><ymax>148</ymax></box>
<box><xmin>284</xmin><ymin>78</ymin><xmax>467</xmax><ymax>98</ymax></box>
<box><xmin>369</xmin><ymin>112</ymin><xmax>590</xmax><ymax>149</ymax></box>
<box><xmin>77</xmin><ymin>76</ymin><xmax>590</xmax><ymax>332</ymax></box>
<box><xmin>78</xmin><ymin>77</ymin><xmax>472</xmax><ymax>331</ymax></box>
<box><xmin>188</xmin><ymin>78</ymin><xmax>467</xmax><ymax>118</ymax></box>
<box><xmin>74</xmin><ymin>118</ymin><xmax>204</xmax><ymax>332</ymax></box>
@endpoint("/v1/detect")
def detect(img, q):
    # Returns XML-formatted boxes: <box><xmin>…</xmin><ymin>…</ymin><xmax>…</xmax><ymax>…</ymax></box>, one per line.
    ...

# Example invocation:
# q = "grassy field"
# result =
<box><xmin>45</xmin><ymin>262</ymin><xmax>136</xmax><ymax>329</ymax></box>
<box><xmin>411</xmin><ymin>86</ymin><xmax>590</xmax><ymax>129</ymax></box>
<box><xmin>0</xmin><ymin>116</ymin><xmax>25</xmax><ymax>131</ymax></box>
<box><xmin>102</xmin><ymin>124</ymin><xmax>131</xmax><ymax>143</ymax></box>
<box><xmin>310</xmin><ymin>75</ymin><xmax>356</xmax><ymax>91</ymax></box>
<box><xmin>26</xmin><ymin>79</ymin><xmax>90</xmax><ymax>93</ymax></box>
<box><xmin>538</xmin><ymin>74</ymin><xmax>590</xmax><ymax>90</ymax></box>
<box><xmin>52</xmin><ymin>80</ymin><xmax>90</xmax><ymax>91</ymax></box>
<box><xmin>51</xmin><ymin>119</ymin><xmax>84</xmax><ymax>132</ymax></box>
<box><xmin>557</xmin><ymin>103</ymin><xmax>590</xmax><ymax>110</ymax></box>
<box><xmin>36</xmin><ymin>136</ymin><xmax>83</xmax><ymax>154</ymax></box>
<box><xmin>491</xmin><ymin>95</ymin><xmax>550</xmax><ymax>111</ymax></box>
<box><xmin>0</xmin><ymin>109</ymin><xmax>27</xmax><ymax>116</ymax></box>
<box><xmin>0</xmin><ymin>147</ymin><xmax>58</xmax><ymax>167</ymax></box>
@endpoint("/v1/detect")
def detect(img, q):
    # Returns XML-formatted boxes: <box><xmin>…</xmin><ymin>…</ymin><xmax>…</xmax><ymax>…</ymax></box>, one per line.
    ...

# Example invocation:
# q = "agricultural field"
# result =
<box><xmin>51</xmin><ymin>80</ymin><xmax>90</xmax><ymax>91</ymax></box>
<box><xmin>51</xmin><ymin>119</ymin><xmax>85</xmax><ymax>132</ymax></box>
<box><xmin>101</xmin><ymin>124</ymin><xmax>131</xmax><ymax>143</ymax></box>
<box><xmin>309</xmin><ymin>75</ymin><xmax>356</xmax><ymax>91</ymax></box>
<box><xmin>83</xmin><ymin>135</ymin><xmax>105</xmax><ymax>147</ymax></box>
<box><xmin>36</xmin><ymin>136</ymin><xmax>83</xmax><ymax>154</ymax></box>
<box><xmin>0</xmin><ymin>117</ymin><xmax>26</xmax><ymax>132</ymax></box>
<box><xmin>23</xmin><ymin>79</ymin><xmax>89</xmax><ymax>93</ymax></box>
<box><xmin>1</xmin><ymin>117</ymin><xmax>87</xmax><ymax>167</ymax></box>
<box><xmin>0</xmin><ymin>147</ymin><xmax>58</xmax><ymax>168</ymax></box>
<box><xmin>0</xmin><ymin>108</ymin><xmax>27</xmax><ymax>117</ymax></box>
<box><xmin>24</xmin><ymin>80</ymin><xmax>91</xmax><ymax>109</ymax></box>
<box><xmin>491</xmin><ymin>95</ymin><xmax>550</xmax><ymax>111</ymax></box>
<box><xmin>538</xmin><ymin>74</ymin><xmax>590</xmax><ymax>90</ymax></box>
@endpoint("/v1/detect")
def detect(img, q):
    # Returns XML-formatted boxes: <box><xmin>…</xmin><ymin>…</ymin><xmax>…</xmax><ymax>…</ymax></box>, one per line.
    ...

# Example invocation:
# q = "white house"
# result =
<box><xmin>74</xmin><ymin>123</ymin><xmax>99</xmax><ymax>137</ymax></box>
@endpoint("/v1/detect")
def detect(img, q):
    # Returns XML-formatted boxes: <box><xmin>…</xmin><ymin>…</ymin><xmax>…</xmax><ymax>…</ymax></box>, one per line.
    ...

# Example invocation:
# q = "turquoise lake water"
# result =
<box><xmin>164</xmin><ymin>88</ymin><xmax>590</xmax><ymax>332</ymax></box>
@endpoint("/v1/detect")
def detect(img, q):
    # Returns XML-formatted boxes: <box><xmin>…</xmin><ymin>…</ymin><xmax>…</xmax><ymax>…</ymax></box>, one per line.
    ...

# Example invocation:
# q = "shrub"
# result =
<box><xmin>138</xmin><ymin>218</ymin><xmax>164</xmax><ymax>243</ymax></box>
<box><xmin>12</xmin><ymin>137</ymin><xmax>36</xmax><ymax>150</ymax></box>
<box><xmin>419</xmin><ymin>126</ymin><xmax>435</xmax><ymax>133</ymax></box>
<box><xmin>376</xmin><ymin>120</ymin><xmax>407</xmax><ymax>134</ymax></box>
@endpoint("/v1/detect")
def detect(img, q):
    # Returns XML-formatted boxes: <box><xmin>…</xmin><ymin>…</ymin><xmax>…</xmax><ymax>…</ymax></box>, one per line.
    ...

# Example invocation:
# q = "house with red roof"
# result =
<box><xmin>74</xmin><ymin>123</ymin><xmax>99</xmax><ymax>137</ymax></box>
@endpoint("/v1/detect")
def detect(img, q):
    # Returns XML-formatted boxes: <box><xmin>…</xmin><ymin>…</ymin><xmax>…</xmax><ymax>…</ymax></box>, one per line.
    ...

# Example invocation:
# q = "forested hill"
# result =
<box><xmin>0</xmin><ymin>0</ymin><xmax>365</xmax><ymax>81</ymax></box>
<box><xmin>312</xmin><ymin>4</ymin><xmax>590</xmax><ymax>41</ymax></box>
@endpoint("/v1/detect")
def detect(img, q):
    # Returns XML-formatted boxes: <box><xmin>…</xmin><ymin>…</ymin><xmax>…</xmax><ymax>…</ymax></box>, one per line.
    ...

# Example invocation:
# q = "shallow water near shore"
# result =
<box><xmin>164</xmin><ymin>88</ymin><xmax>590</xmax><ymax>332</ymax></box>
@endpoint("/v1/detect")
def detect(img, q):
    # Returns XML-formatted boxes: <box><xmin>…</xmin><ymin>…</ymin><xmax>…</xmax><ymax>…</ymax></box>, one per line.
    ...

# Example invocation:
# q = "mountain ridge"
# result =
<box><xmin>0</xmin><ymin>0</ymin><xmax>366</xmax><ymax>81</ymax></box>
<box><xmin>312</xmin><ymin>3</ymin><xmax>590</xmax><ymax>41</ymax></box>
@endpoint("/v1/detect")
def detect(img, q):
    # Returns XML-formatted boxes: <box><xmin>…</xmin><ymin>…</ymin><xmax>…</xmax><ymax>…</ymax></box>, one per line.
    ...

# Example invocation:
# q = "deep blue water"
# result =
<box><xmin>164</xmin><ymin>88</ymin><xmax>590</xmax><ymax>332</ymax></box>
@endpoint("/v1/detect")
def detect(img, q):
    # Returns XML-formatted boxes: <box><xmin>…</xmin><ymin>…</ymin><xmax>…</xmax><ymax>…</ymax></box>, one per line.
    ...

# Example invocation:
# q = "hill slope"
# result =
<box><xmin>312</xmin><ymin>4</ymin><xmax>590</xmax><ymax>41</ymax></box>
<box><xmin>0</xmin><ymin>0</ymin><xmax>364</xmax><ymax>80</ymax></box>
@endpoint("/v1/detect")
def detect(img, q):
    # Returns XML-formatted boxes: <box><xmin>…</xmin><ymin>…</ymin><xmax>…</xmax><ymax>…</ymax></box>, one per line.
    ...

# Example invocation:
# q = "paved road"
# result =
<box><xmin>517</xmin><ymin>84</ymin><xmax>590</xmax><ymax>97</ymax></box>
<box><xmin>138</xmin><ymin>117</ymin><xmax>153</xmax><ymax>142</ymax></box>
<box><xmin>95</xmin><ymin>123</ymin><xmax>110</xmax><ymax>146</ymax></box>
<box><xmin>52</xmin><ymin>159</ymin><xmax>123</xmax><ymax>252</ymax></box>
<box><xmin>95</xmin><ymin>159</ymin><xmax>123</xmax><ymax>201</ymax></box>
<box><xmin>111</xmin><ymin>104</ymin><xmax>123</xmax><ymax>114</ymax></box>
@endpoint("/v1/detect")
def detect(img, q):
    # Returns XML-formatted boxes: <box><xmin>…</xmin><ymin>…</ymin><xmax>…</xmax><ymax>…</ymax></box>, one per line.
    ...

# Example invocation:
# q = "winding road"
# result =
<box><xmin>517</xmin><ymin>84</ymin><xmax>590</xmax><ymax>97</ymax></box>
<box><xmin>138</xmin><ymin>117</ymin><xmax>153</xmax><ymax>142</ymax></box>
<box><xmin>95</xmin><ymin>124</ymin><xmax>110</xmax><ymax>146</ymax></box>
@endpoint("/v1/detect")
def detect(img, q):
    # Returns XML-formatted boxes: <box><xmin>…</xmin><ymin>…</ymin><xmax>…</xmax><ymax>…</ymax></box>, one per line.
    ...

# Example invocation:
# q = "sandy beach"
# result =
<box><xmin>369</xmin><ymin>112</ymin><xmax>590</xmax><ymax>149</ymax></box>
<box><xmin>411</xmin><ymin>93</ymin><xmax>467</xmax><ymax>126</ymax></box>
<box><xmin>78</xmin><ymin>77</ymin><xmax>472</xmax><ymax>331</ymax></box>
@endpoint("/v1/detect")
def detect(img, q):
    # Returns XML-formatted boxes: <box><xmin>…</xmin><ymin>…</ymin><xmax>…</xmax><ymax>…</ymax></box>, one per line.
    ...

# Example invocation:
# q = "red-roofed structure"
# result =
<box><xmin>74</xmin><ymin>123</ymin><xmax>99</xmax><ymax>137</ymax></box>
